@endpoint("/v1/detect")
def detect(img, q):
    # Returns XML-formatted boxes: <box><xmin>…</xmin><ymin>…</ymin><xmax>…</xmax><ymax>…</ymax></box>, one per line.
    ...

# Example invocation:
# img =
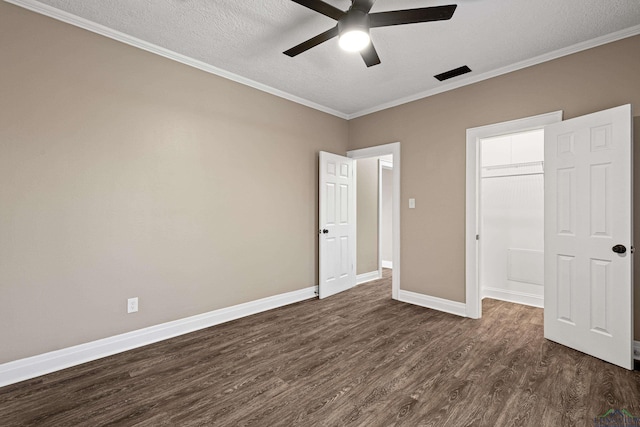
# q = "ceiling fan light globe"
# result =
<box><xmin>338</xmin><ymin>30</ymin><xmax>370</xmax><ymax>52</ymax></box>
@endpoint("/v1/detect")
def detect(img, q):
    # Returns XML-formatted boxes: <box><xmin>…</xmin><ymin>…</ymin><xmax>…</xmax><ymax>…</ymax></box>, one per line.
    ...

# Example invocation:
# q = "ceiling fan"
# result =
<box><xmin>284</xmin><ymin>0</ymin><xmax>457</xmax><ymax>67</ymax></box>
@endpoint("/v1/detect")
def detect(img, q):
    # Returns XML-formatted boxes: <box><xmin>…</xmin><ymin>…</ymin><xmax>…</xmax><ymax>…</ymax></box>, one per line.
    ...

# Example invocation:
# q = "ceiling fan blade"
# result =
<box><xmin>352</xmin><ymin>0</ymin><xmax>376</xmax><ymax>14</ymax></box>
<box><xmin>360</xmin><ymin>42</ymin><xmax>381</xmax><ymax>67</ymax></box>
<box><xmin>283</xmin><ymin>26</ymin><xmax>340</xmax><ymax>57</ymax></box>
<box><xmin>369</xmin><ymin>5</ymin><xmax>457</xmax><ymax>28</ymax></box>
<box><xmin>291</xmin><ymin>0</ymin><xmax>345</xmax><ymax>21</ymax></box>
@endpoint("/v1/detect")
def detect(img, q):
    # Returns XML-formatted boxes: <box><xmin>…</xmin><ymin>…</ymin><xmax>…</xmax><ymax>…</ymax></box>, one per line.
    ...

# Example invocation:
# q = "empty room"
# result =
<box><xmin>1</xmin><ymin>0</ymin><xmax>640</xmax><ymax>425</ymax></box>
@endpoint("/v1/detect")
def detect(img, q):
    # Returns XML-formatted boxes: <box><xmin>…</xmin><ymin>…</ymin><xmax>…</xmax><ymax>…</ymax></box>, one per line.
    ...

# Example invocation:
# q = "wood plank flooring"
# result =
<box><xmin>1</xmin><ymin>269</ymin><xmax>640</xmax><ymax>426</ymax></box>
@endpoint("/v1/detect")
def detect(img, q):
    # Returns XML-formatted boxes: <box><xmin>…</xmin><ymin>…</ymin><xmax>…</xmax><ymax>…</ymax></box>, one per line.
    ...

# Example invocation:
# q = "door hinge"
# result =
<box><xmin>476</xmin><ymin>234</ymin><xmax>479</xmax><ymax>240</ymax></box>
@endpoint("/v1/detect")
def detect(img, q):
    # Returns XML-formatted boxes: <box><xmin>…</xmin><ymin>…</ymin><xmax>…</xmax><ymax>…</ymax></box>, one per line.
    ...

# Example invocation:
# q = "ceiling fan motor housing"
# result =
<box><xmin>338</xmin><ymin>9</ymin><xmax>371</xmax><ymax>35</ymax></box>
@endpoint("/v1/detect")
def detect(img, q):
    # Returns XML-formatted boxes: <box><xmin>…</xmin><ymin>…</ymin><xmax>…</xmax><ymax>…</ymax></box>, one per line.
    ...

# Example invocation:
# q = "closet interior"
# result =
<box><xmin>479</xmin><ymin>129</ymin><xmax>545</xmax><ymax>307</ymax></box>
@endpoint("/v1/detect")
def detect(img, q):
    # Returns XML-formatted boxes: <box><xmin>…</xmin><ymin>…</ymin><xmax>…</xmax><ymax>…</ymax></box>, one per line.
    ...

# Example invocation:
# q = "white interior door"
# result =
<box><xmin>544</xmin><ymin>104</ymin><xmax>633</xmax><ymax>369</ymax></box>
<box><xmin>319</xmin><ymin>151</ymin><xmax>356</xmax><ymax>299</ymax></box>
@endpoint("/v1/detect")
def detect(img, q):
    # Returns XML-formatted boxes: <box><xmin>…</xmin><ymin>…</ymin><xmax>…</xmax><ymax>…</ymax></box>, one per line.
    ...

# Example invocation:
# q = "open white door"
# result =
<box><xmin>319</xmin><ymin>151</ymin><xmax>356</xmax><ymax>299</ymax></box>
<box><xmin>544</xmin><ymin>104</ymin><xmax>633</xmax><ymax>369</ymax></box>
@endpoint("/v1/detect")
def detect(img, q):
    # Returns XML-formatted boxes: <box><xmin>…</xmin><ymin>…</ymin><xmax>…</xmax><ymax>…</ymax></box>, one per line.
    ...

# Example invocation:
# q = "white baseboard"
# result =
<box><xmin>398</xmin><ymin>290</ymin><xmax>466</xmax><ymax>317</ymax></box>
<box><xmin>381</xmin><ymin>260</ymin><xmax>393</xmax><ymax>269</ymax></box>
<box><xmin>634</xmin><ymin>341</ymin><xmax>640</xmax><ymax>361</ymax></box>
<box><xmin>356</xmin><ymin>271</ymin><xmax>381</xmax><ymax>285</ymax></box>
<box><xmin>0</xmin><ymin>285</ymin><xmax>317</xmax><ymax>388</ymax></box>
<box><xmin>482</xmin><ymin>287</ymin><xmax>544</xmax><ymax>308</ymax></box>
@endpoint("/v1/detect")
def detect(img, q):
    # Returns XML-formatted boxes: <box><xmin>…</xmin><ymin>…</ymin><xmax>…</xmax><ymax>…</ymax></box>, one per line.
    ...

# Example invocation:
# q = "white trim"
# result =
<box><xmin>3</xmin><ymin>0</ymin><xmax>348</xmax><ymax>120</ymax></box>
<box><xmin>465</xmin><ymin>111</ymin><xmax>563</xmax><ymax>319</ymax></box>
<box><xmin>347</xmin><ymin>25</ymin><xmax>640</xmax><ymax>119</ymax></box>
<box><xmin>381</xmin><ymin>260</ymin><xmax>393</xmax><ymax>269</ymax></box>
<box><xmin>356</xmin><ymin>271</ymin><xmax>381</xmax><ymax>285</ymax></box>
<box><xmin>482</xmin><ymin>288</ymin><xmax>544</xmax><ymax>309</ymax></box>
<box><xmin>398</xmin><ymin>290</ymin><xmax>466</xmax><ymax>317</ymax></box>
<box><xmin>348</xmin><ymin>142</ymin><xmax>401</xmax><ymax>300</ymax></box>
<box><xmin>377</xmin><ymin>160</ymin><xmax>382</xmax><ymax>280</ymax></box>
<box><xmin>634</xmin><ymin>341</ymin><xmax>640</xmax><ymax>361</ymax></box>
<box><xmin>0</xmin><ymin>285</ymin><xmax>316</xmax><ymax>388</ymax></box>
<box><xmin>8</xmin><ymin>1</ymin><xmax>637</xmax><ymax>121</ymax></box>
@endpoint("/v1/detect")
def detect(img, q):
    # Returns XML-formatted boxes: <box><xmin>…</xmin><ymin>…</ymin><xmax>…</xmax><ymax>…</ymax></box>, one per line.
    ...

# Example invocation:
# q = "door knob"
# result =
<box><xmin>322</xmin><ymin>229</ymin><xmax>329</xmax><ymax>234</ymax></box>
<box><xmin>612</xmin><ymin>244</ymin><xmax>627</xmax><ymax>254</ymax></box>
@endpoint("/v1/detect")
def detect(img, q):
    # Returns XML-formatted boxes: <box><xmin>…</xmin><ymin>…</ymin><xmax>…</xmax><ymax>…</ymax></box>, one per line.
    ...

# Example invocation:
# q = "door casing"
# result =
<box><xmin>465</xmin><ymin>111</ymin><xmax>563</xmax><ymax>318</ymax></box>
<box><xmin>348</xmin><ymin>142</ymin><xmax>401</xmax><ymax>300</ymax></box>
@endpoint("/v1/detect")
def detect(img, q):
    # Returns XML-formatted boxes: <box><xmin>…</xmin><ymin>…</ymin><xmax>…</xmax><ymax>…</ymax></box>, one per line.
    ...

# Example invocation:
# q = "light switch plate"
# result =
<box><xmin>409</xmin><ymin>198</ymin><xmax>415</xmax><ymax>209</ymax></box>
<box><xmin>127</xmin><ymin>297</ymin><xmax>139</xmax><ymax>313</ymax></box>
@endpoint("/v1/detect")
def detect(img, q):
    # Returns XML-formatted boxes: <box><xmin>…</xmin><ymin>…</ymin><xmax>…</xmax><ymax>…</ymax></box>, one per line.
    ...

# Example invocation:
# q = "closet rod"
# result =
<box><xmin>482</xmin><ymin>171</ymin><xmax>544</xmax><ymax>179</ymax></box>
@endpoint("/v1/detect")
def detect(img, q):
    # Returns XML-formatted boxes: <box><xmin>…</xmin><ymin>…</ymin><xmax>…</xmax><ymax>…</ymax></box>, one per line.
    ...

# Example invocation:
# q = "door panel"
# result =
<box><xmin>589</xmin><ymin>163</ymin><xmax>611</xmax><ymax>236</ymax></box>
<box><xmin>556</xmin><ymin>167</ymin><xmax>575</xmax><ymax>235</ymax></box>
<box><xmin>589</xmin><ymin>258</ymin><xmax>610</xmax><ymax>334</ymax></box>
<box><xmin>544</xmin><ymin>104</ymin><xmax>633</xmax><ymax>370</ymax></box>
<box><xmin>556</xmin><ymin>254</ymin><xmax>574</xmax><ymax>324</ymax></box>
<box><xmin>326</xmin><ymin>183</ymin><xmax>336</xmax><ymax>225</ymax></box>
<box><xmin>319</xmin><ymin>151</ymin><xmax>356</xmax><ymax>299</ymax></box>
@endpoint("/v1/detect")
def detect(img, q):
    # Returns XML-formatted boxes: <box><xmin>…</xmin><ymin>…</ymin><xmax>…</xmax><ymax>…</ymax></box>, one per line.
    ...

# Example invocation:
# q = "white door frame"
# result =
<box><xmin>465</xmin><ymin>112</ymin><xmax>563</xmax><ymax>318</ymax></box>
<box><xmin>378</xmin><ymin>159</ymin><xmax>394</xmax><ymax>278</ymax></box>
<box><xmin>348</xmin><ymin>142</ymin><xmax>401</xmax><ymax>300</ymax></box>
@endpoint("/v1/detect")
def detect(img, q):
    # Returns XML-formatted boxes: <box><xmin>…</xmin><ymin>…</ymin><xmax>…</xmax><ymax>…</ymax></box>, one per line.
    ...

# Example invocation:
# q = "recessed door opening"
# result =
<box><xmin>354</xmin><ymin>155</ymin><xmax>393</xmax><ymax>288</ymax></box>
<box><xmin>465</xmin><ymin>111</ymin><xmax>563</xmax><ymax>319</ymax></box>
<box><xmin>348</xmin><ymin>142</ymin><xmax>401</xmax><ymax>300</ymax></box>
<box><xmin>479</xmin><ymin>129</ymin><xmax>545</xmax><ymax>309</ymax></box>
<box><xmin>379</xmin><ymin>159</ymin><xmax>393</xmax><ymax>273</ymax></box>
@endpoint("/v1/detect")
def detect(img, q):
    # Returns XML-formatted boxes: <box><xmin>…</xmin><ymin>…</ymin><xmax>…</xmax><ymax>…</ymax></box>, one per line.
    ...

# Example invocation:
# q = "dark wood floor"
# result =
<box><xmin>1</xmin><ymin>270</ymin><xmax>640</xmax><ymax>426</ymax></box>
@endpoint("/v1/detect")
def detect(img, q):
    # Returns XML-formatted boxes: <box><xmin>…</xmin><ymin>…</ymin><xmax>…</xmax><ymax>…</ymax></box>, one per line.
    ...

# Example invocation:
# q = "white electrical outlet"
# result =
<box><xmin>127</xmin><ymin>297</ymin><xmax>139</xmax><ymax>313</ymax></box>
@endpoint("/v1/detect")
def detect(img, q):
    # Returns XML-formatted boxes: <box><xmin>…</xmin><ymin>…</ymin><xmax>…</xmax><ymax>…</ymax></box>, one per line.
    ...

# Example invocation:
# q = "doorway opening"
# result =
<box><xmin>465</xmin><ymin>111</ymin><xmax>562</xmax><ymax>318</ymax></box>
<box><xmin>353</xmin><ymin>155</ymin><xmax>392</xmax><ymax>285</ymax></box>
<box><xmin>379</xmin><ymin>159</ymin><xmax>393</xmax><ymax>273</ymax></box>
<box><xmin>348</xmin><ymin>142</ymin><xmax>401</xmax><ymax>300</ymax></box>
<box><xmin>479</xmin><ymin>129</ymin><xmax>545</xmax><ymax>308</ymax></box>
<box><xmin>467</xmin><ymin>105</ymin><xmax>633</xmax><ymax>369</ymax></box>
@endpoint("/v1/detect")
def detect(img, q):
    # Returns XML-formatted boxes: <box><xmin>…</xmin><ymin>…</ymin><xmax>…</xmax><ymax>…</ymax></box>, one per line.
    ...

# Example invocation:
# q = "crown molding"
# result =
<box><xmin>5</xmin><ymin>0</ymin><xmax>640</xmax><ymax>121</ymax></box>
<box><xmin>347</xmin><ymin>24</ymin><xmax>640</xmax><ymax>119</ymax></box>
<box><xmin>4</xmin><ymin>0</ymin><xmax>349</xmax><ymax>120</ymax></box>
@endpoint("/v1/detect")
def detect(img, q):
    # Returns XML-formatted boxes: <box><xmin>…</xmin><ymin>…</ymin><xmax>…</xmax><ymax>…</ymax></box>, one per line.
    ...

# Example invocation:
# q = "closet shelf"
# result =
<box><xmin>481</xmin><ymin>160</ymin><xmax>544</xmax><ymax>179</ymax></box>
<box><xmin>482</xmin><ymin>160</ymin><xmax>543</xmax><ymax>170</ymax></box>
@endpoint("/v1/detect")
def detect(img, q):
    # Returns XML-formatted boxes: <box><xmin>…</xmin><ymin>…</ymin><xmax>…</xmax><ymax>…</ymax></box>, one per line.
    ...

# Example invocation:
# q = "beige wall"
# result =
<box><xmin>348</xmin><ymin>35</ymin><xmax>640</xmax><ymax>340</ymax></box>
<box><xmin>0</xmin><ymin>3</ymin><xmax>348</xmax><ymax>363</ymax></box>
<box><xmin>381</xmin><ymin>167</ymin><xmax>393</xmax><ymax>264</ymax></box>
<box><xmin>356</xmin><ymin>157</ymin><xmax>379</xmax><ymax>274</ymax></box>
<box><xmin>3</xmin><ymin>1</ymin><xmax>640</xmax><ymax>366</ymax></box>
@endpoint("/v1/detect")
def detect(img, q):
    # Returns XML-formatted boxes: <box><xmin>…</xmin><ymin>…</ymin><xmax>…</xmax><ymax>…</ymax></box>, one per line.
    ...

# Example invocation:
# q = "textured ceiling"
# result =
<box><xmin>13</xmin><ymin>0</ymin><xmax>640</xmax><ymax>118</ymax></box>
